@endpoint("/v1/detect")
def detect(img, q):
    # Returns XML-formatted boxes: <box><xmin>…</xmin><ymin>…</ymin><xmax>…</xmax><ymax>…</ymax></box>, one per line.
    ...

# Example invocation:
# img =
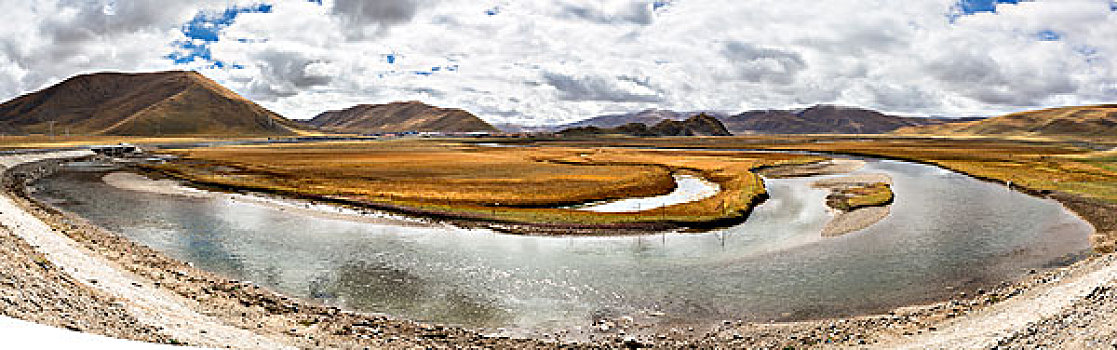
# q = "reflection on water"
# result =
<box><xmin>32</xmin><ymin>158</ymin><xmax>1092</xmax><ymax>331</ymax></box>
<box><xmin>576</xmin><ymin>174</ymin><xmax>720</xmax><ymax>212</ymax></box>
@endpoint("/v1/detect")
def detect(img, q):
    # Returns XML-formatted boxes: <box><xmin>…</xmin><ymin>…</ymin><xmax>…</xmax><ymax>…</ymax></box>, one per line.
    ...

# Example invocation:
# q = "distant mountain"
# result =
<box><xmin>559</xmin><ymin>113</ymin><xmax>731</xmax><ymax>137</ymax></box>
<box><xmin>0</xmin><ymin>71</ymin><xmax>301</xmax><ymax>136</ymax></box>
<box><xmin>720</xmin><ymin>104</ymin><xmax>957</xmax><ymax>134</ymax></box>
<box><xmin>308</xmin><ymin>101</ymin><xmax>497</xmax><ymax>134</ymax></box>
<box><xmin>896</xmin><ymin>104</ymin><xmax>1117</xmax><ymax>137</ymax></box>
<box><xmin>558</xmin><ymin>109</ymin><xmax>729</xmax><ymax>130</ymax></box>
<box><xmin>491</xmin><ymin>123</ymin><xmax>555</xmax><ymax>133</ymax></box>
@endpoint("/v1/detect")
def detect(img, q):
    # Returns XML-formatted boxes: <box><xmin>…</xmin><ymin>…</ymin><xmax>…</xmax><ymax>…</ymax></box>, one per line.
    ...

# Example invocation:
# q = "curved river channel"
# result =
<box><xmin>31</xmin><ymin>153</ymin><xmax>1092</xmax><ymax>333</ymax></box>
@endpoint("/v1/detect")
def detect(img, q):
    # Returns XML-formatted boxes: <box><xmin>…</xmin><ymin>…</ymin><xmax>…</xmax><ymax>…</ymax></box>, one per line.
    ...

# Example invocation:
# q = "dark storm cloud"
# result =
<box><xmin>561</xmin><ymin>1</ymin><xmax>653</xmax><ymax>25</ymax></box>
<box><xmin>331</xmin><ymin>0</ymin><xmax>425</xmax><ymax>37</ymax></box>
<box><xmin>721</xmin><ymin>41</ymin><xmax>807</xmax><ymax>84</ymax></box>
<box><xmin>243</xmin><ymin>49</ymin><xmax>335</xmax><ymax>100</ymax></box>
<box><xmin>925</xmin><ymin>50</ymin><xmax>1077</xmax><ymax>106</ymax></box>
<box><xmin>41</xmin><ymin>1</ymin><xmax>201</xmax><ymax>43</ymax></box>
<box><xmin>544</xmin><ymin>72</ymin><xmax>662</xmax><ymax>102</ymax></box>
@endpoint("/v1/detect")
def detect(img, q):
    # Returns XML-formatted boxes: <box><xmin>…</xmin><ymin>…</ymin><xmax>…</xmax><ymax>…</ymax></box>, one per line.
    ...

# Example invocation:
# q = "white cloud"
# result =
<box><xmin>1</xmin><ymin>0</ymin><xmax>1116</xmax><ymax>124</ymax></box>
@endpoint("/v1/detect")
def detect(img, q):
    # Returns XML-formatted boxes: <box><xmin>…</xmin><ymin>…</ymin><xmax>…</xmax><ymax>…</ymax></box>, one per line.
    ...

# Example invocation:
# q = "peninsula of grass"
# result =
<box><xmin>526</xmin><ymin>136</ymin><xmax>1117</xmax><ymax>203</ymax></box>
<box><xmin>518</xmin><ymin>135</ymin><xmax>1117</xmax><ymax>248</ymax></box>
<box><xmin>145</xmin><ymin>139</ymin><xmax>823</xmax><ymax>232</ymax></box>
<box><xmin>826</xmin><ymin>182</ymin><xmax>894</xmax><ymax>211</ymax></box>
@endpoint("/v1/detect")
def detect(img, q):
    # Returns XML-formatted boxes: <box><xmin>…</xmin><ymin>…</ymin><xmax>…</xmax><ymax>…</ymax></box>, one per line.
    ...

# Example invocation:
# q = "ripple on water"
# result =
<box><xmin>31</xmin><ymin>156</ymin><xmax>1093</xmax><ymax>332</ymax></box>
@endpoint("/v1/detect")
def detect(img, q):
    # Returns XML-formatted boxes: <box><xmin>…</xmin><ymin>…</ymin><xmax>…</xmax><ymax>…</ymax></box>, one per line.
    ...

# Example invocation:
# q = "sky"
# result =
<box><xmin>1</xmin><ymin>0</ymin><xmax>1116</xmax><ymax>125</ymax></box>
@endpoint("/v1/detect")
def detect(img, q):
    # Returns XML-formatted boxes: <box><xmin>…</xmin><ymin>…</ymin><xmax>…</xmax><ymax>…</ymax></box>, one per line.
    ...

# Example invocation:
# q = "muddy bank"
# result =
<box><xmin>812</xmin><ymin>174</ymin><xmax>895</xmax><ymax>236</ymax></box>
<box><xmin>102</xmin><ymin>172</ymin><xmax>208</xmax><ymax>198</ymax></box>
<box><xmin>102</xmin><ymin>171</ymin><xmax>435</xmax><ymax>228</ymax></box>
<box><xmin>759</xmin><ymin>158</ymin><xmax>866</xmax><ymax>178</ymax></box>
<box><xmin>1051</xmin><ymin>192</ymin><xmax>1117</xmax><ymax>253</ymax></box>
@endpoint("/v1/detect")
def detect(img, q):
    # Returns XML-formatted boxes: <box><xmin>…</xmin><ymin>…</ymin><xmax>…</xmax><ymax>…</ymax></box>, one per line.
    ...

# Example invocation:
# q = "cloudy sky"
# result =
<box><xmin>2</xmin><ymin>0</ymin><xmax>1116</xmax><ymax>125</ymax></box>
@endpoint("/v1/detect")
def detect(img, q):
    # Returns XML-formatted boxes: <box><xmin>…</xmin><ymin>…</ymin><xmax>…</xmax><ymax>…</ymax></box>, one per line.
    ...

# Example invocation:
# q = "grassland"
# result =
<box><xmin>827</xmin><ymin>182</ymin><xmax>894</xmax><ymax>211</ymax></box>
<box><xmin>518</xmin><ymin>135</ymin><xmax>1117</xmax><ymax>249</ymax></box>
<box><xmin>147</xmin><ymin>139</ymin><xmax>822</xmax><ymax>231</ymax></box>
<box><xmin>526</xmin><ymin>136</ymin><xmax>1117</xmax><ymax>203</ymax></box>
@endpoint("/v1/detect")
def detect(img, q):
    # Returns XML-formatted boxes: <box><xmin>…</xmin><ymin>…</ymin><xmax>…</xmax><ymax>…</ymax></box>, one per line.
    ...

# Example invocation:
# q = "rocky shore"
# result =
<box><xmin>2</xmin><ymin>150</ymin><xmax>1116</xmax><ymax>348</ymax></box>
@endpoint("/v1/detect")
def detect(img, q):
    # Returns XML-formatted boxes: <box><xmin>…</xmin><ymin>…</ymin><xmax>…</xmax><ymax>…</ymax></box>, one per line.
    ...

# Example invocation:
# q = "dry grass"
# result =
<box><xmin>830</xmin><ymin>183</ymin><xmax>894</xmax><ymax>211</ymax></box>
<box><xmin>528</xmin><ymin>136</ymin><xmax>1117</xmax><ymax>203</ymax></box>
<box><xmin>150</xmin><ymin>139</ymin><xmax>822</xmax><ymax>227</ymax></box>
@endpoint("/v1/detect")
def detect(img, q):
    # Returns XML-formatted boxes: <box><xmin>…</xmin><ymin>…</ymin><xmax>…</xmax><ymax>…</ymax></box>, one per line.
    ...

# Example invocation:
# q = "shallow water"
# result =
<box><xmin>32</xmin><ymin>156</ymin><xmax>1092</xmax><ymax>332</ymax></box>
<box><xmin>576</xmin><ymin>174</ymin><xmax>719</xmax><ymax>212</ymax></box>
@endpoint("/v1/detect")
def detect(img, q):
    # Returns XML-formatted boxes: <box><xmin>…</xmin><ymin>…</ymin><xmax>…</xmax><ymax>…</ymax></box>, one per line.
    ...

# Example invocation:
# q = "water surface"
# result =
<box><xmin>576</xmin><ymin>174</ymin><xmax>719</xmax><ymax>212</ymax></box>
<box><xmin>32</xmin><ymin>156</ymin><xmax>1092</xmax><ymax>332</ymax></box>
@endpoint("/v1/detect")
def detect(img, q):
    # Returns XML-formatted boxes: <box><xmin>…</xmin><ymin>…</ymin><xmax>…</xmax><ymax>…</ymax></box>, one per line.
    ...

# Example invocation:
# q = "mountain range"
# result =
<box><xmin>555</xmin><ymin>109</ymin><xmax>728</xmax><ymax>130</ymax></box>
<box><xmin>719</xmin><ymin>105</ymin><xmax>985</xmax><ymax>135</ymax></box>
<box><xmin>0</xmin><ymin>70</ymin><xmax>1108</xmax><ymax>139</ymax></box>
<box><xmin>544</xmin><ymin>105</ymin><xmax>982</xmax><ymax>135</ymax></box>
<box><xmin>558</xmin><ymin>113</ymin><xmax>731</xmax><ymax>137</ymax></box>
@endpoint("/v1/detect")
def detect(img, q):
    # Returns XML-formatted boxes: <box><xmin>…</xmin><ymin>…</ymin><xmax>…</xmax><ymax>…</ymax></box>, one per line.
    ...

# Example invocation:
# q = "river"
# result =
<box><xmin>30</xmin><ymin>154</ymin><xmax>1092</xmax><ymax>333</ymax></box>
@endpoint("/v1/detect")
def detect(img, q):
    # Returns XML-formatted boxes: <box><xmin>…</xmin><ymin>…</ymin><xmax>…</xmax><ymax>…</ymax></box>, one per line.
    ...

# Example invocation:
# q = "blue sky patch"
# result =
<box><xmin>956</xmin><ymin>0</ymin><xmax>1023</xmax><ymax>15</ymax></box>
<box><xmin>1036</xmin><ymin>30</ymin><xmax>1061</xmax><ymax>41</ymax></box>
<box><xmin>167</xmin><ymin>4</ymin><xmax>273</xmax><ymax>66</ymax></box>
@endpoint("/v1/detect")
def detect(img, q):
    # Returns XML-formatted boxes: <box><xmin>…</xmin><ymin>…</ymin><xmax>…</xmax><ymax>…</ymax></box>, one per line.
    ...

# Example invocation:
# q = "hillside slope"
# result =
<box><xmin>308</xmin><ymin>101</ymin><xmax>497</xmax><ymax>133</ymax></box>
<box><xmin>896</xmin><ymin>105</ymin><xmax>1117</xmax><ymax>137</ymax></box>
<box><xmin>0</xmin><ymin>71</ymin><xmax>301</xmax><ymax>136</ymax></box>
<box><xmin>559</xmin><ymin>113</ymin><xmax>731</xmax><ymax>137</ymax></box>
<box><xmin>720</xmin><ymin>105</ymin><xmax>970</xmax><ymax>134</ymax></box>
<box><xmin>561</xmin><ymin>109</ymin><xmax>692</xmax><ymax>129</ymax></box>
<box><xmin>723</xmin><ymin>105</ymin><xmax>904</xmax><ymax>134</ymax></box>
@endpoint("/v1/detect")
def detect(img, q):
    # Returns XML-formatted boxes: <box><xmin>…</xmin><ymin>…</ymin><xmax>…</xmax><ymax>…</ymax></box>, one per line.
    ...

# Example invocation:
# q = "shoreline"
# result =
<box><xmin>2</xmin><ymin>150</ymin><xmax>1115</xmax><ymax>348</ymax></box>
<box><xmin>141</xmin><ymin>162</ymin><xmax>762</xmax><ymax>236</ymax></box>
<box><xmin>812</xmin><ymin>173</ymin><xmax>895</xmax><ymax>236</ymax></box>
<box><xmin>102</xmin><ymin>171</ymin><xmax>439</xmax><ymax>228</ymax></box>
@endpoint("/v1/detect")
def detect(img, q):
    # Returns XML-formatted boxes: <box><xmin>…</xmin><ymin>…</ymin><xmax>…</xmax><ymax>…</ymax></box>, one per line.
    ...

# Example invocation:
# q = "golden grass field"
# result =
<box><xmin>830</xmin><ymin>183</ymin><xmax>894</xmax><ymax>211</ymax></box>
<box><xmin>147</xmin><ymin>139</ymin><xmax>822</xmax><ymax>229</ymax></box>
<box><xmin>530</xmin><ymin>136</ymin><xmax>1117</xmax><ymax>203</ymax></box>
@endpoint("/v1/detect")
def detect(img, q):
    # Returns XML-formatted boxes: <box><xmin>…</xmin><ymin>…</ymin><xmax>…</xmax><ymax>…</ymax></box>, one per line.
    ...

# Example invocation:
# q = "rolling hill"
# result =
<box><xmin>559</xmin><ymin>109</ymin><xmax>702</xmax><ymax>130</ymax></box>
<box><xmin>896</xmin><ymin>104</ymin><xmax>1117</xmax><ymax>137</ymax></box>
<box><xmin>720</xmin><ymin>104</ymin><xmax>968</xmax><ymax>134</ymax></box>
<box><xmin>308</xmin><ymin>101</ymin><xmax>498</xmax><ymax>134</ymax></box>
<box><xmin>0</xmin><ymin>71</ymin><xmax>302</xmax><ymax>136</ymax></box>
<box><xmin>559</xmin><ymin>113</ymin><xmax>731</xmax><ymax>137</ymax></box>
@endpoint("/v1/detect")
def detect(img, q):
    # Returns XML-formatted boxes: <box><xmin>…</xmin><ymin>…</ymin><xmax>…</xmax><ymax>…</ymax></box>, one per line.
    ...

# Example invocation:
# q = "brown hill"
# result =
<box><xmin>0</xmin><ymin>71</ymin><xmax>301</xmax><ymax>136</ymax></box>
<box><xmin>896</xmin><ymin>104</ymin><xmax>1117</xmax><ymax>137</ymax></box>
<box><xmin>720</xmin><ymin>105</ymin><xmax>971</xmax><ymax>134</ymax></box>
<box><xmin>308</xmin><ymin>101</ymin><xmax>497</xmax><ymax>134</ymax></box>
<box><xmin>559</xmin><ymin>113</ymin><xmax>732</xmax><ymax>137</ymax></box>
